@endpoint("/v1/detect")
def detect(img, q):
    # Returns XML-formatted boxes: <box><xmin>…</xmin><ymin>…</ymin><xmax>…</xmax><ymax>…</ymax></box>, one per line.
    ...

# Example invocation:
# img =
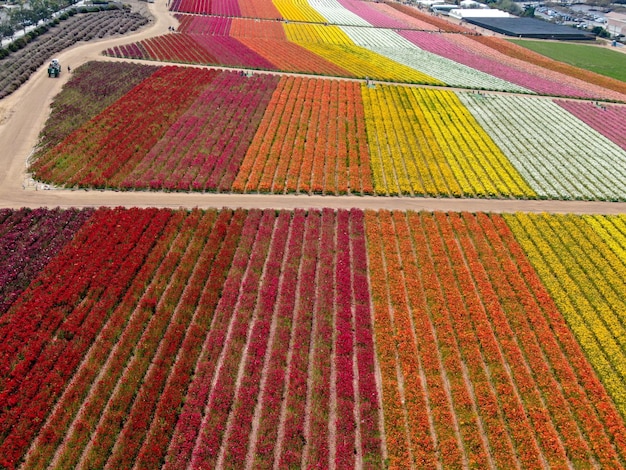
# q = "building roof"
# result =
<box><xmin>465</xmin><ymin>17</ymin><xmax>596</xmax><ymax>39</ymax></box>
<box><xmin>450</xmin><ymin>9</ymin><xmax>510</xmax><ymax>19</ymax></box>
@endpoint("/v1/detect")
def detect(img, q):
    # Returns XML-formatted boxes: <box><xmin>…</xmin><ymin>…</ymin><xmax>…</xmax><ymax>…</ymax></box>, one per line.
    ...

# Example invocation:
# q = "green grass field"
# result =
<box><xmin>509</xmin><ymin>39</ymin><xmax>626</xmax><ymax>82</ymax></box>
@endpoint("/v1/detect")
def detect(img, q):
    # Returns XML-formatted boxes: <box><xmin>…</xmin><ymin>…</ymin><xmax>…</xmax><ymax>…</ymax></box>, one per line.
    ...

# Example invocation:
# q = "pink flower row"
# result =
<box><xmin>121</xmin><ymin>71</ymin><xmax>279</xmax><ymax>192</ymax></box>
<box><xmin>555</xmin><ymin>100</ymin><xmax>626</xmax><ymax>151</ymax></box>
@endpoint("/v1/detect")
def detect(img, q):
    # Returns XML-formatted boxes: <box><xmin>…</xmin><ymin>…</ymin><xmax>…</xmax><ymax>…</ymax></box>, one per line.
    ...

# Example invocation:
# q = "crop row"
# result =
<box><xmin>32</xmin><ymin>66</ymin><xmax>219</xmax><ymax>188</ymax></box>
<box><xmin>338</xmin><ymin>0</ymin><xmax>436</xmax><ymax>29</ymax></box>
<box><xmin>232</xmin><ymin>76</ymin><xmax>372</xmax><ymax>194</ymax></box>
<box><xmin>31</xmin><ymin>65</ymin><xmax>626</xmax><ymax>201</ymax></box>
<box><xmin>0</xmin><ymin>208</ymin><xmax>173</xmax><ymax>469</ymax></box>
<box><xmin>505</xmin><ymin>214</ymin><xmax>626</xmax><ymax>420</ymax></box>
<box><xmin>366</xmin><ymin>210</ymin><xmax>626</xmax><ymax>468</ymax></box>
<box><xmin>362</xmin><ymin>84</ymin><xmax>534</xmax><ymax>198</ymax></box>
<box><xmin>401</xmin><ymin>31</ymin><xmax>587</xmax><ymax>97</ymax></box>
<box><xmin>459</xmin><ymin>93</ymin><xmax>626</xmax><ymax>201</ymax></box>
<box><xmin>0</xmin><ymin>208</ymin><xmax>383</xmax><ymax>469</ymax></box>
<box><xmin>388</xmin><ymin>0</ymin><xmax>626</xmax><ymax>98</ymax></box>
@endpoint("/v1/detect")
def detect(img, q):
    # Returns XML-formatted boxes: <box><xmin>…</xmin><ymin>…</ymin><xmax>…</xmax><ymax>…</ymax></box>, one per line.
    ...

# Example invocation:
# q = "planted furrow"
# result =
<box><xmin>133</xmin><ymin>210</ymin><xmax>246</xmax><ymax>470</ymax></box>
<box><xmin>302</xmin><ymin>208</ymin><xmax>336</xmax><ymax>467</ymax></box>
<box><xmin>217</xmin><ymin>211</ymin><xmax>293</xmax><ymax>468</ymax></box>
<box><xmin>188</xmin><ymin>210</ymin><xmax>283</xmax><ymax>468</ymax></box>
<box><xmin>244</xmin><ymin>209</ymin><xmax>306</xmax><ymax>468</ymax></box>
<box><xmin>311</xmin><ymin>80</ymin><xmax>331</xmax><ymax>194</ymax></box>
<box><xmin>464</xmin><ymin>212</ymin><xmax>626</xmax><ymax>467</ymax></box>
<box><xmin>258</xmin><ymin>79</ymin><xmax>300</xmax><ymax>193</ymax></box>
<box><xmin>297</xmin><ymin>79</ymin><xmax>324</xmax><ymax>194</ymax></box>
<box><xmin>234</xmin><ymin>78</ymin><xmax>290</xmax><ymax>192</ymax></box>
<box><xmin>0</xmin><ymin>208</ymin><xmax>93</xmax><ymax>318</ymax></box>
<box><xmin>20</xmin><ymin>210</ymin><xmax>180</xmax><ymax>470</ymax></box>
<box><xmin>284</xmin><ymin>79</ymin><xmax>315</xmax><ymax>192</ymax></box>
<box><xmin>349</xmin><ymin>209</ymin><xmax>384</xmax><ymax>465</ymax></box>
<box><xmin>334</xmin><ymin>210</ymin><xmax>356</xmax><ymax>466</ymax></box>
<box><xmin>44</xmin><ymin>210</ymin><xmax>198</xmax><ymax>470</ymax></box>
<box><xmin>365</xmin><ymin>210</ymin><xmax>437</xmax><ymax>468</ymax></box>
<box><xmin>162</xmin><ymin>210</ymin><xmax>264</xmax><ymax>470</ymax></box>
<box><xmin>505</xmin><ymin>214</ymin><xmax>626</xmax><ymax>414</ymax></box>
<box><xmin>495</xmin><ymin>214</ymin><xmax>626</xmax><ymax>460</ymax></box>
<box><xmin>70</xmin><ymin>211</ymin><xmax>211</xmax><ymax>469</ymax></box>
<box><xmin>102</xmin><ymin>210</ymin><xmax>228</xmax><ymax>469</ymax></box>
<box><xmin>0</xmin><ymin>208</ymin><xmax>172</xmax><ymax>469</ymax></box>
<box><xmin>274</xmin><ymin>211</ymin><xmax>322</xmax><ymax>467</ymax></box>
<box><xmin>437</xmin><ymin>212</ymin><xmax>585</xmax><ymax>467</ymax></box>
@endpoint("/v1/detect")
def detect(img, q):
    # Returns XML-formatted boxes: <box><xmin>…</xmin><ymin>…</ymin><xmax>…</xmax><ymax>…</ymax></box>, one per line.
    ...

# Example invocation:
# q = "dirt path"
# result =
<box><xmin>0</xmin><ymin>2</ymin><xmax>625</xmax><ymax>215</ymax></box>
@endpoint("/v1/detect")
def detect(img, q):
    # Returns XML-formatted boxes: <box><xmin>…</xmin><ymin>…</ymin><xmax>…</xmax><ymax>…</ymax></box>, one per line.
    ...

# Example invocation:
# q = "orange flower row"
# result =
<box><xmin>471</xmin><ymin>212</ymin><xmax>626</xmax><ymax>466</ymax></box>
<box><xmin>234</xmin><ymin>76</ymin><xmax>372</xmax><ymax>195</ymax></box>
<box><xmin>366</xmin><ymin>210</ymin><xmax>626</xmax><ymax>467</ymax></box>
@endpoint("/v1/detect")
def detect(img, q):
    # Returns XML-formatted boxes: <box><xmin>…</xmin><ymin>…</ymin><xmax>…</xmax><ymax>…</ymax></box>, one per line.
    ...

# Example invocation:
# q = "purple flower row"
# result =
<box><xmin>0</xmin><ymin>208</ymin><xmax>93</xmax><ymax>317</ymax></box>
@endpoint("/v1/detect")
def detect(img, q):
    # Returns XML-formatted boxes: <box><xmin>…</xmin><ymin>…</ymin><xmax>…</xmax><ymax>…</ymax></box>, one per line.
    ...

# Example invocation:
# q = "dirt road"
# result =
<box><xmin>0</xmin><ymin>3</ymin><xmax>625</xmax><ymax>215</ymax></box>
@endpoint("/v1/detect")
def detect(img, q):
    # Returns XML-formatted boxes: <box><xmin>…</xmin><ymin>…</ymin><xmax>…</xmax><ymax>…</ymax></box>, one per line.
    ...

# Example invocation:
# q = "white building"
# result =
<box><xmin>606</xmin><ymin>12</ymin><xmax>626</xmax><ymax>38</ymax></box>
<box><xmin>449</xmin><ymin>8</ymin><xmax>510</xmax><ymax>20</ymax></box>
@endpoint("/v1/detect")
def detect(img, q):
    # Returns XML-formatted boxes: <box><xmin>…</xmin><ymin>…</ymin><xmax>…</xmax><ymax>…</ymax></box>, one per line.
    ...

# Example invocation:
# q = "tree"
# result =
<box><xmin>0</xmin><ymin>22</ymin><xmax>16</xmax><ymax>42</ymax></box>
<box><xmin>591</xmin><ymin>25</ymin><xmax>610</xmax><ymax>38</ymax></box>
<box><xmin>522</xmin><ymin>5</ymin><xmax>535</xmax><ymax>17</ymax></box>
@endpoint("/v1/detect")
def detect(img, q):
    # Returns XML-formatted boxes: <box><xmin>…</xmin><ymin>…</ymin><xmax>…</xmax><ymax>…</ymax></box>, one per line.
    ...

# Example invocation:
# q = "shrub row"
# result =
<box><xmin>0</xmin><ymin>9</ymin><xmax>148</xmax><ymax>98</ymax></box>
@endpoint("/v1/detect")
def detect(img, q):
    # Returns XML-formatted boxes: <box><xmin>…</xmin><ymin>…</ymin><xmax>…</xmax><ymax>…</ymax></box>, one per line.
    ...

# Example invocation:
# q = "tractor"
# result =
<box><xmin>48</xmin><ymin>59</ymin><xmax>61</xmax><ymax>78</ymax></box>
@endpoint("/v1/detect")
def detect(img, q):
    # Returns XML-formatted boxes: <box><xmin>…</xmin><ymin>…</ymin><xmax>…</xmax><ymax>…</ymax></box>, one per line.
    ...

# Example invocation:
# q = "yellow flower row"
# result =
<box><xmin>284</xmin><ymin>24</ymin><xmax>439</xmax><ymax>84</ymax></box>
<box><xmin>505</xmin><ymin>213</ymin><xmax>626</xmax><ymax>417</ymax></box>
<box><xmin>583</xmin><ymin>215</ymin><xmax>626</xmax><ymax>268</ymax></box>
<box><xmin>362</xmin><ymin>84</ymin><xmax>535</xmax><ymax>197</ymax></box>
<box><xmin>361</xmin><ymin>89</ymin><xmax>389</xmax><ymax>195</ymax></box>
<box><xmin>283</xmin><ymin>22</ymin><xmax>352</xmax><ymax>45</ymax></box>
<box><xmin>273</xmin><ymin>0</ymin><xmax>327</xmax><ymax>23</ymax></box>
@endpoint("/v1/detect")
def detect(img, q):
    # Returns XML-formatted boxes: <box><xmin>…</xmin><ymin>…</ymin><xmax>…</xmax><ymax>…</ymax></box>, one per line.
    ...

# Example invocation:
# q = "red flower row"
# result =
<box><xmin>0</xmin><ymin>208</ymin><xmax>173</xmax><ymax>469</ymax></box>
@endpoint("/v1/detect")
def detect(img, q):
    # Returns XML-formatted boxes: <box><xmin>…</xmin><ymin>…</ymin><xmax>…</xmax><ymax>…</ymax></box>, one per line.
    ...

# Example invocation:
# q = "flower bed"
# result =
<box><xmin>1</xmin><ymin>208</ymin><xmax>626</xmax><ymax>468</ymax></box>
<box><xmin>233</xmin><ymin>76</ymin><xmax>373</xmax><ymax>195</ymax></box>
<box><xmin>459</xmin><ymin>93</ymin><xmax>626</xmax><ymax>201</ymax></box>
<box><xmin>365</xmin><ymin>210</ymin><xmax>626</xmax><ymax>468</ymax></box>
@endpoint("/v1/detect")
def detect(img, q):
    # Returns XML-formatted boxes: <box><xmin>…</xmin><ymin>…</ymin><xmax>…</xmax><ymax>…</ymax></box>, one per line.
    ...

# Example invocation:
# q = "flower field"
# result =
<box><xmin>505</xmin><ymin>213</ymin><xmax>626</xmax><ymax>419</ymax></box>
<box><xmin>1</xmin><ymin>208</ymin><xmax>626</xmax><ymax>469</ymax></box>
<box><xmin>362</xmin><ymin>84</ymin><xmax>535</xmax><ymax>198</ymax></box>
<box><xmin>30</xmin><ymin>62</ymin><xmax>626</xmax><ymax>201</ymax></box>
<box><xmin>102</xmin><ymin>1</ymin><xmax>626</xmax><ymax>101</ymax></box>
<box><xmin>458</xmin><ymin>93</ymin><xmax>626</xmax><ymax>201</ymax></box>
<box><xmin>366</xmin><ymin>210</ymin><xmax>626</xmax><ymax>468</ymax></box>
<box><xmin>232</xmin><ymin>76</ymin><xmax>373</xmax><ymax>194</ymax></box>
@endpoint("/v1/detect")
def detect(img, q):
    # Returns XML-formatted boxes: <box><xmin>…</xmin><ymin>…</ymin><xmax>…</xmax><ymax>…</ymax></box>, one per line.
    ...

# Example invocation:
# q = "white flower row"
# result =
<box><xmin>302</xmin><ymin>0</ymin><xmax>533</xmax><ymax>92</ymax></box>
<box><xmin>339</xmin><ymin>26</ymin><xmax>531</xmax><ymax>92</ymax></box>
<box><xmin>307</xmin><ymin>0</ymin><xmax>370</xmax><ymax>26</ymax></box>
<box><xmin>457</xmin><ymin>92</ymin><xmax>626</xmax><ymax>200</ymax></box>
